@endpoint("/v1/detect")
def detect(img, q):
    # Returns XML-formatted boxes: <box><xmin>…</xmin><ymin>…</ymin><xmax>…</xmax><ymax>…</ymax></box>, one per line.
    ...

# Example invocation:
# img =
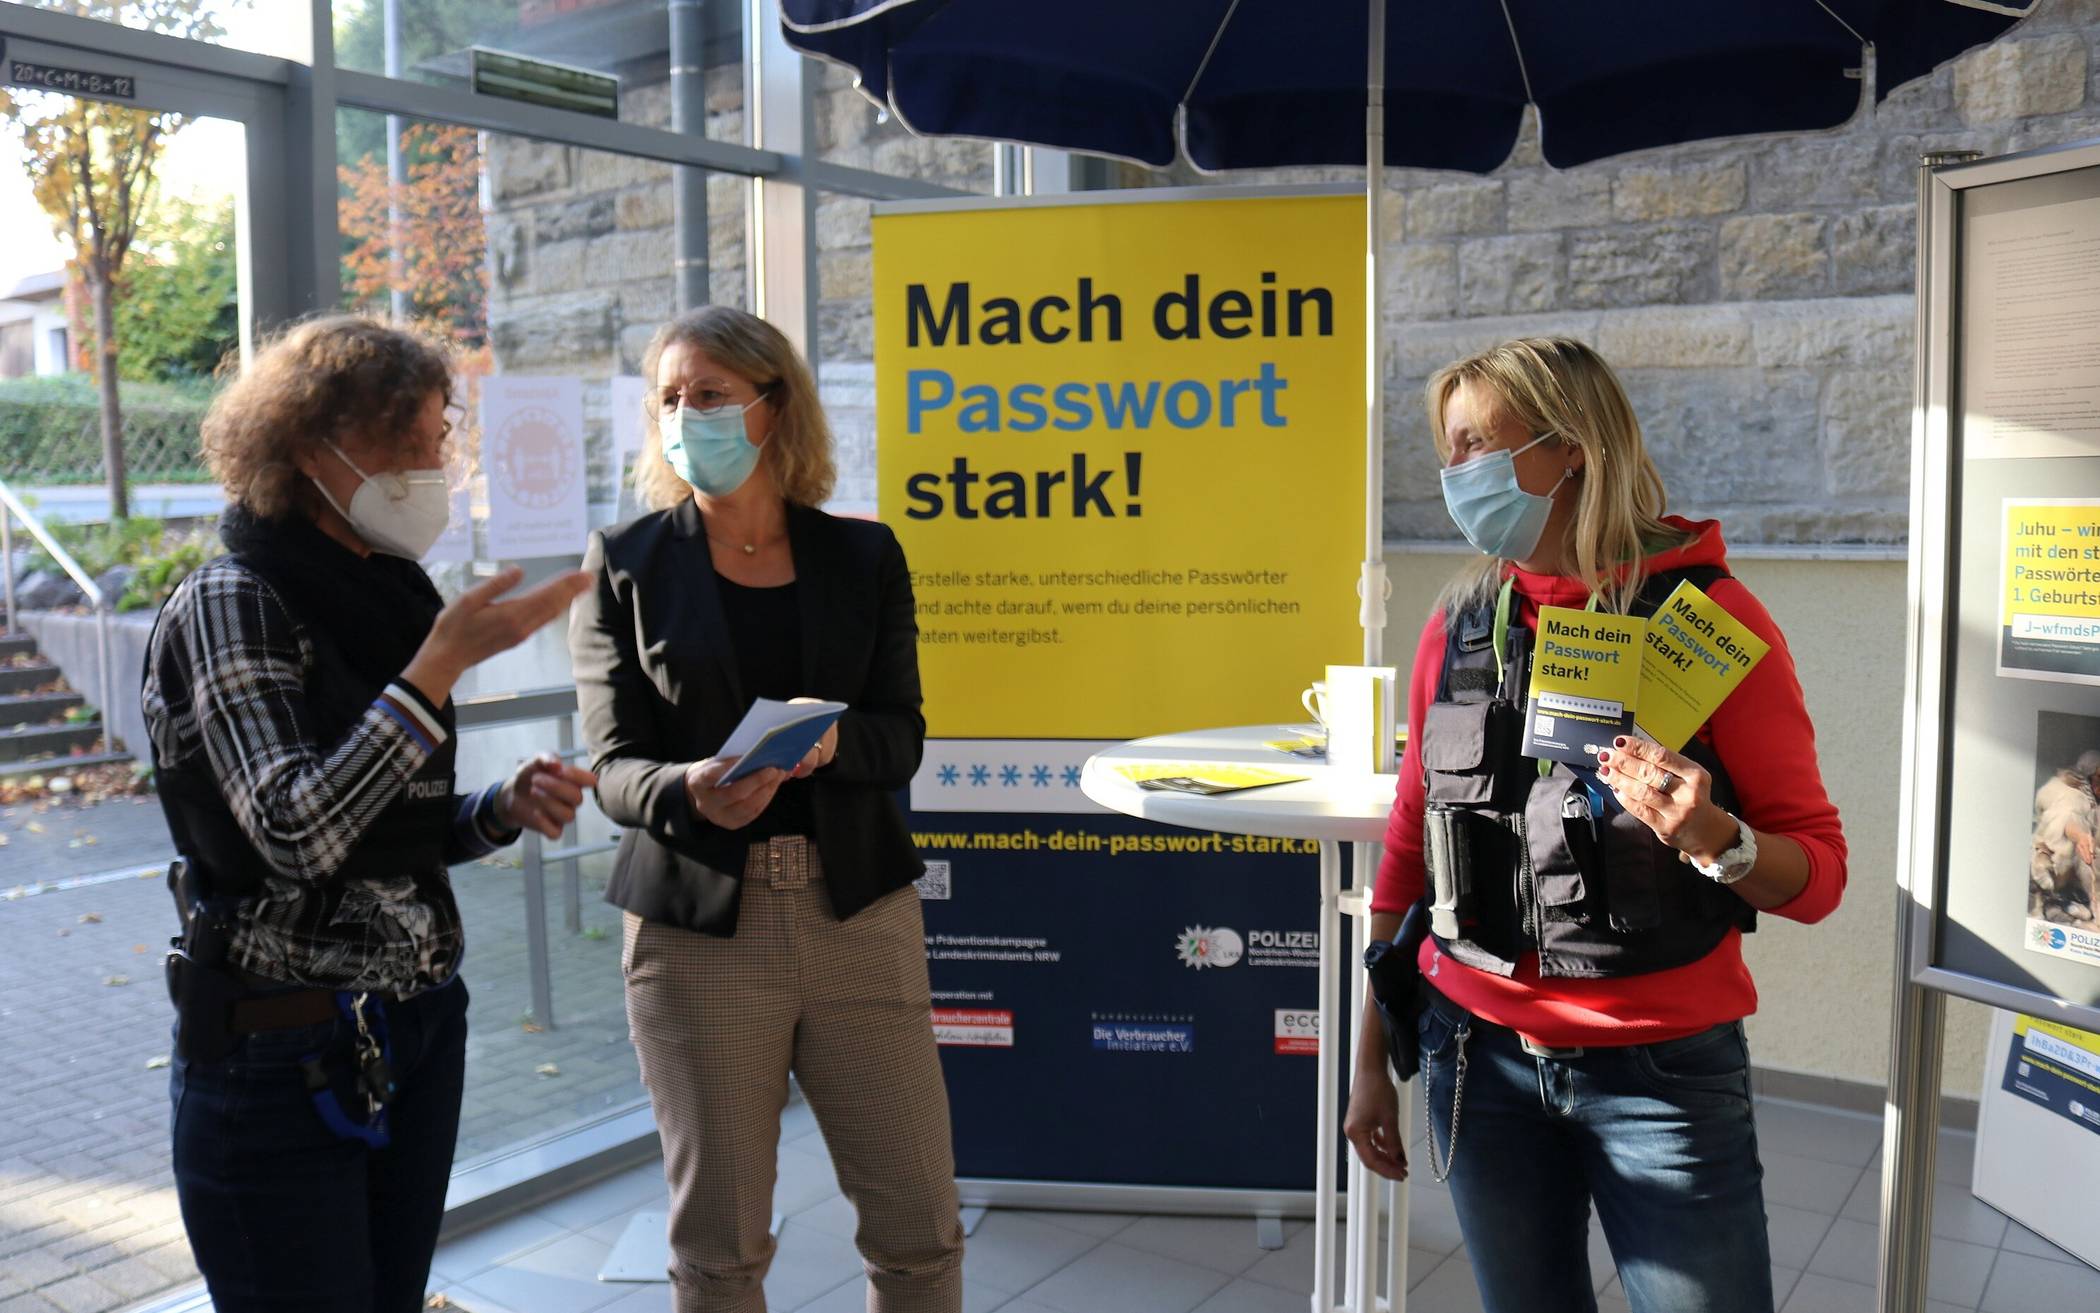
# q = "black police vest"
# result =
<box><xmin>1419</xmin><ymin>566</ymin><xmax>1756</xmax><ymax>979</ymax></box>
<box><xmin>152</xmin><ymin>559</ymin><xmax>458</xmax><ymax>904</ymax></box>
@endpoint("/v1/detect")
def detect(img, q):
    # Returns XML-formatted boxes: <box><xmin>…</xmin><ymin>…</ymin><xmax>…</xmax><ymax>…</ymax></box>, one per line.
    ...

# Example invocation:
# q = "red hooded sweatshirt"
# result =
<box><xmin>1369</xmin><ymin>517</ymin><xmax>1848</xmax><ymax>1047</ymax></box>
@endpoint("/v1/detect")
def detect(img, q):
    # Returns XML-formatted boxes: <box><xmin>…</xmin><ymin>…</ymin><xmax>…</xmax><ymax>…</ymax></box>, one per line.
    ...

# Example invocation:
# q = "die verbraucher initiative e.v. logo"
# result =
<box><xmin>1176</xmin><ymin>926</ymin><xmax>1319</xmax><ymax>970</ymax></box>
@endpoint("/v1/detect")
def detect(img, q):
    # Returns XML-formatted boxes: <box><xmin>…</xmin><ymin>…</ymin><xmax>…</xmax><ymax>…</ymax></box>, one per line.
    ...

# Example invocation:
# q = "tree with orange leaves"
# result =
<box><xmin>338</xmin><ymin>123</ymin><xmax>489</xmax><ymax>347</ymax></box>
<box><xmin>0</xmin><ymin>0</ymin><xmax>230</xmax><ymax>518</ymax></box>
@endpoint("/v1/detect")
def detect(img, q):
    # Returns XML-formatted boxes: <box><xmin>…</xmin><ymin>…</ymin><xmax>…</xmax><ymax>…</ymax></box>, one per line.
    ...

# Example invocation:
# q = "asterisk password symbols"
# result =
<box><xmin>937</xmin><ymin>764</ymin><xmax>959</xmax><ymax>787</ymax></box>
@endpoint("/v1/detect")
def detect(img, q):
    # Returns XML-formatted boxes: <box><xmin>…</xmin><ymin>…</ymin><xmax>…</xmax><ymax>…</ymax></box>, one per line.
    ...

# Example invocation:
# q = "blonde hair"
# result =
<box><xmin>633</xmin><ymin>306</ymin><xmax>836</xmax><ymax>511</ymax></box>
<box><xmin>201</xmin><ymin>315</ymin><xmax>453</xmax><ymax>518</ymax></box>
<box><xmin>1427</xmin><ymin>337</ymin><xmax>1689</xmax><ymax>616</ymax></box>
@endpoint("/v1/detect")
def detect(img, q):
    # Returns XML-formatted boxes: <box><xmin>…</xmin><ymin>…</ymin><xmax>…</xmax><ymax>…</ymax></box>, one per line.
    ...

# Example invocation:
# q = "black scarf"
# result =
<box><xmin>218</xmin><ymin>505</ymin><xmax>445</xmax><ymax>711</ymax></box>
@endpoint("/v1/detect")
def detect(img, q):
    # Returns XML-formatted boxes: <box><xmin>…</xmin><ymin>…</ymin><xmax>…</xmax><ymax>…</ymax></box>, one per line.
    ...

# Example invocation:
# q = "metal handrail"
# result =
<box><xmin>456</xmin><ymin>684</ymin><xmax>620</xmax><ymax>1031</ymax></box>
<box><xmin>0</xmin><ymin>478</ymin><xmax>115</xmax><ymax>742</ymax></box>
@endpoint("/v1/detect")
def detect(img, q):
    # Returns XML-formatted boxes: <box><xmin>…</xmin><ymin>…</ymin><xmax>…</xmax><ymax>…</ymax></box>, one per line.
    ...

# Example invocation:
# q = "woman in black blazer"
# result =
<box><xmin>569</xmin><ymin>306</ymin><xmax>961</xmax><ymax>1313</ymax></box>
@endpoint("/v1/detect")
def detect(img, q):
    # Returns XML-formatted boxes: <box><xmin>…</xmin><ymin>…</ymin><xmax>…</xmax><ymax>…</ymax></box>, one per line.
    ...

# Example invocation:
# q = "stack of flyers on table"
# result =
<box><xmin>1523</xmin><ymin>579</ymin><xmax>1770</xmax><ymax>766</ymax></box>
<box><xmin>1117</xmin><ymin>762</ymin><xmax>1309</xmax><ymax>795</ymax></box>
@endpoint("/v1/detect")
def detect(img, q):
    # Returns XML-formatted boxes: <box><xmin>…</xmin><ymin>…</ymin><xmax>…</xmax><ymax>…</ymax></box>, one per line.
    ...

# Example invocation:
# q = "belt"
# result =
<box><xmin>229</xmin><ymin>970</ymin><xmax>404</xmax><ymax>1035</ymax></box>
<box><xmin>1423</xmin><ymin>980</ymin><xmax>1584</xmax><ymax>1059</ymax></box>
<box><xmin>748</xmin><ymin>835</ymin><xmax>822</xmax><ymax>891</ymax></box>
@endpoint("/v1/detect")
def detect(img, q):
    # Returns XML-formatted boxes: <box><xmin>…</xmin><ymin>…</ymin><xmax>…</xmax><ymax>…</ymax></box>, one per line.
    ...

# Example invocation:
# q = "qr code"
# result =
<box><xmin>915</xmin><ymin>861</ymin><xmax>952</xmax><ymax>900</ymax></box>
<box><xmin>1534</xmin><ymin>714</ymin><xmax>1556</xmax><ymax>737</ymax></box>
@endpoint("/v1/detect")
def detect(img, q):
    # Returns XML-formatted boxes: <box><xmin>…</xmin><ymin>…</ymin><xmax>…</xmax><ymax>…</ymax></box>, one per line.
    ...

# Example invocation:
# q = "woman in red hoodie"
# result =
<box><xmin>1343</xmin><ymin>337</ymin><xmax>1845</xmax><ymax>1313</ymax></box>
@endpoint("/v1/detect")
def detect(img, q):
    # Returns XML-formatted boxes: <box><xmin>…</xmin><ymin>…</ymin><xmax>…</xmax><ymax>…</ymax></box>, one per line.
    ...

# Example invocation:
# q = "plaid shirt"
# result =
<box><xmin>143</xmin><ymin>556</ymin><xmax>515</xmax><ymax>995</ymax></box>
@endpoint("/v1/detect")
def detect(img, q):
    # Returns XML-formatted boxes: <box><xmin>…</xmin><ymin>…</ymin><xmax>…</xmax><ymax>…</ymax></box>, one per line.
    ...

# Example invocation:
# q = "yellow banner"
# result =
<box><xmin>874</xmin><ymin>193</ymin><xmax>1366</xmax><ymax>738</ymax></box>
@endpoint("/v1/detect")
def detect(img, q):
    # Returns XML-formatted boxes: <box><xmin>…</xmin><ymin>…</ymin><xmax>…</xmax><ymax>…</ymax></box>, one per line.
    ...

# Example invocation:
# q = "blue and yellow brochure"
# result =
<box><xmin>1636</xmin><ymin>580</ymin><xmax>1770</xmax><ymax>751</ymax></box>
<box><xmin>1522</xmin><ymin>582</ymin><xmax>1770</xmax><ymax>765</ymax></box>
<box><xmin>1524</xmin><ymin>607</ymin><xmax>1644</xmax><ymax>765</ymax></box>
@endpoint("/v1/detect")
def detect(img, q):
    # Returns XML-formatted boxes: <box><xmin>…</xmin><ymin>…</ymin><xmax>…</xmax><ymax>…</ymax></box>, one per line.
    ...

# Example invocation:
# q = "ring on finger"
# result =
<box><xmin>1656</xmin><ymin>770</ymin><xmax>1681</xmax><ymax>796</ymax></box>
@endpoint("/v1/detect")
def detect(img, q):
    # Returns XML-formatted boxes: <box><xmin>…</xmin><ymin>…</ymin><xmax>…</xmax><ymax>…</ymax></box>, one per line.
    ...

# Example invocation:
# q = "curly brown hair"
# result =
<box><xmin>202</xmin><ymin>315</ymin><xmax>454</xmax><ymax>518</ymax></box>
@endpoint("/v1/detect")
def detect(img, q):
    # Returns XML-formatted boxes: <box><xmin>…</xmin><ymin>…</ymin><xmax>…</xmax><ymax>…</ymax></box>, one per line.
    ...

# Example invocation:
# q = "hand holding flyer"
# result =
<box><xmin>716</xmin><ymin>698</ymin><xmax>848</xmax><ymax>785</ymax></box>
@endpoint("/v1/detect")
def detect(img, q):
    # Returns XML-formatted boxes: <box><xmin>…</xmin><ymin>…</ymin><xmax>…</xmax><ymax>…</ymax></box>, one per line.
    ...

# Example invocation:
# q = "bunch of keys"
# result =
<box><xmin>349</xmin><ymin>992</ymin><xmax>398</xmax><ymax>1118</ymax></box>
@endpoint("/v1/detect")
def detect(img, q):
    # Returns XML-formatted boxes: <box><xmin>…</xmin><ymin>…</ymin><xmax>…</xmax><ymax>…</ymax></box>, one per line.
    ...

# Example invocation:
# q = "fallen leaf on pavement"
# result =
<box><xmin>534</xmin><ymin>1063</ymin><xmax>561</xmax><ymax>1077</ymax></box>
<box><xmin>146</xmin><ymin>1056</ymin><xmax>170</xmax><ymax>1070</ymax></box>
<box><xmin>133</xmin><ymin>944</ymin><xmax>147</xmax><ymax>954</ymax></box>
<box><xmin>104</xmin><ymin>975</ymin><xmax>131</xmax><ymax>987</ymax></box>
<box><xmin>520</xmin><ymin>1020</ymin><xmax>544</xmax><ymax>1034</ymax></box>
<box><xmin>79</xmin><ymin>912</ymin><xmax>102</xmax><ymax>924</ymax></box>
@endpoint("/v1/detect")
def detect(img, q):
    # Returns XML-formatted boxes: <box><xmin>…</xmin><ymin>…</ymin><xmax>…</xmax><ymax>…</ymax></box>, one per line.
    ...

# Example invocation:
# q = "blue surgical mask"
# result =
<box><xmin>1438</xmin><ymin>431</ymin><xmax>1571</xmax><ymax>561</ymax></box>
<box><xmin>661</xmin><ymin>398</ymin><xmax>766</xmax><ymax>495</ymax></box>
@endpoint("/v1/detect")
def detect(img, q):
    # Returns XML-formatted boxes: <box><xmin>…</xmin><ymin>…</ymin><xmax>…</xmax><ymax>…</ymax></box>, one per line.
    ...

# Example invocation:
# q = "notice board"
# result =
<box><xmin>1909</xmin><ymin>140</ymin><xmax>2100</xmax><ymax>1030</ymax></box>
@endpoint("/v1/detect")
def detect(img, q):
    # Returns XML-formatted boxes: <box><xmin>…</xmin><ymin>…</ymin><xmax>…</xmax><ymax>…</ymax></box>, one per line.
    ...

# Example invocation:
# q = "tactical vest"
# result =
<box><xmin>1420</xmin><ymin>566</ymin><xmax>1756</xmax><ymax>979</ymax></box>
<box><xmin>152</xmin><ymin>557</ymin><xmax>458</xmax><ymax>904</ymax></box>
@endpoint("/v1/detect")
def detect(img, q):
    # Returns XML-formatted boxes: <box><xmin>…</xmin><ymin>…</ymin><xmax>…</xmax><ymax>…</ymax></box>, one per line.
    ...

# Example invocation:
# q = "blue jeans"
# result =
<box><xmin>1419</xmin><ymin>989</ymin><xmax>1773</xmax><ymax>1313</ymax></box>
<box><xmin>170</xmin><ymin>976</ymin><xmax>470</xmax><ymax>1313</ymax></box>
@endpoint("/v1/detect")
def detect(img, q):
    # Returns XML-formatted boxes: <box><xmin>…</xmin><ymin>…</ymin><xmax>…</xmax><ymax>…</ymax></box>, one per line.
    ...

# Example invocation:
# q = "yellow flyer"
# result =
<box><xmin>1636</xmin><ymin>580</ymin><xmax>1771</xmax><ymax>751</ymax></box>
<box><xmin>1524</xmin><ymin>607</ymin><xmax>1643</xmax><ymax>765</ymax></box>
<box><xmin>2000</xmin><ymin>499</ymin><xmax>2100</xmax><ymax>686</ymax></box>
<box><xmin>874</xmin><ymin>192</ymin><xmax>1365</xmax><ymax>738</ymax></box>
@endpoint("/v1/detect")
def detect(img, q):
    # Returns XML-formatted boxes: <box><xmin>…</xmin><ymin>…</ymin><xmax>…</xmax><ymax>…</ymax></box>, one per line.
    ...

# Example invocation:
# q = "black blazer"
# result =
<box><xmin>569</xmin><ymin>498</ymin><xmax>926</xmax><ymax>934</ymax></box>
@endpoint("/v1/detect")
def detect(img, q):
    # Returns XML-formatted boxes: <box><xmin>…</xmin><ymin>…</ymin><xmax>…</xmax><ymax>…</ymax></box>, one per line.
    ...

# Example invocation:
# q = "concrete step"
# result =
<box><xmin>0</xmin><ymin>721</ymin><xmax>103</xmax><ymax>763</ymax></box>
<box><xmin>0</xmin><ymin>690</ymin><xmax>86</xmax><ymax>728</ymax></box>
<box><xmin>0</xmin><ymin>633</ymin><xmax>35</xmax><ymax>660</ymax></box>
<box><xmin>0</xmin><ymin>662</ymin><xmax>64</xmax><ymax>695</ymax></box>
<box><xmin>0</xmin><ymin>747</ymin><xmax>133</xmax><ymax>779</ymax></box>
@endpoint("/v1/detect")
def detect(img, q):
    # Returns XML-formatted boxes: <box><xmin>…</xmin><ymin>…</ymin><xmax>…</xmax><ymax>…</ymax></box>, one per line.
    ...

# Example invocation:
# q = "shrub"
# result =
<box><xmin>0</xmin><ymin>375</ymin><xmax>216</xmax><ymax>485</ymax></box>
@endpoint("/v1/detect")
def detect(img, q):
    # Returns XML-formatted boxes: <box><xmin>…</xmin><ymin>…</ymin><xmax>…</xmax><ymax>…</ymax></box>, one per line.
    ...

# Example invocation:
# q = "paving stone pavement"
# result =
<box><xmin>1</xmin><ymin>794</ymin><xmax>641</xmax><ymax>1313</ymax></box>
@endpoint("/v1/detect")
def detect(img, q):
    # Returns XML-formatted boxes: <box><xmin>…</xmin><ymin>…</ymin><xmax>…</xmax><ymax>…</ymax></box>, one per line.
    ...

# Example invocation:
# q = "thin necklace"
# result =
<box><xmin>706</xmin><ymin>531</ymin><xmax>784</xmax><ymax>556</ymax></box>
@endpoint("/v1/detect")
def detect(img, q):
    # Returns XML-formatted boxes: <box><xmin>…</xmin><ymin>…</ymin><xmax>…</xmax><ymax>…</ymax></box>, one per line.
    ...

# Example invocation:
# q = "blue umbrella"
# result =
<box><xmin>783</xmin><ymin>0</ymin><xmax>2033</xmax><ymax>658</ymax></box>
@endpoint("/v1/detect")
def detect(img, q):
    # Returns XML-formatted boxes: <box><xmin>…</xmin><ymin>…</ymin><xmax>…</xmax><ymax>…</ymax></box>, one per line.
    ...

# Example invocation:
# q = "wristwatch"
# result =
<box><xmin>1691</xmin><ymin>812</ymin><xmax>1758</xmax><ymax>884</ymax></box>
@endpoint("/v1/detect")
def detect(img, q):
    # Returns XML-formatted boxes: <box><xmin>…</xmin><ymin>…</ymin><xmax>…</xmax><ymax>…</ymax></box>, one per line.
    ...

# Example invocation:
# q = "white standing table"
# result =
<box><xmin>1080</xmin><ymin>725</ymin><xmax>1403</xmax><ymax>1313</ymax></box>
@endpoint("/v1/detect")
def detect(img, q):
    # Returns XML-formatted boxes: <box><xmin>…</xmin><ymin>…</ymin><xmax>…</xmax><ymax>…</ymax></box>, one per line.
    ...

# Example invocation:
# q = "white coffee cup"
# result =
<box><xmin>1301</xmin><ymin>681</ymin><xmax>1330</xmax><ymax>730</ymax></box>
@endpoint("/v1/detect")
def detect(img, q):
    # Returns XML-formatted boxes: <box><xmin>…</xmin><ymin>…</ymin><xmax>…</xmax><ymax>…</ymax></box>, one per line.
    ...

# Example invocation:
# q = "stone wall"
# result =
<box><xmin>485</xmin><ymin>3</ymin><xmax>2100</xmax><ymax>539</ymax></box>
<box><xmin>482</xmin><ymin>60</ymin><xmax>988</xmax><ymax>511</ymax></box>
<box><xmin>483</xmin><ymin>71</ymin><xmax>750</xmax><ymax>505</ymax></box>
<box><xmin>791</xmin><ymin>1</ymin><xmax>2100</xmax><ymax>544</ymax></box>
<box><xmin>810</xmin><ymin>65</ymin><xmax>993</xmax><ymax>507</ymax></box>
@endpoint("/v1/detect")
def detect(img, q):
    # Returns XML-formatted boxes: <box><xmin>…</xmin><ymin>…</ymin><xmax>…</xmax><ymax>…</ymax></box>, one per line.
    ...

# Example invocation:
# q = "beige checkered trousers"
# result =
<box><xmin>622</xmin><ymin>835</ymin><xmax>963</xmax><ymax>1313</ymax></box>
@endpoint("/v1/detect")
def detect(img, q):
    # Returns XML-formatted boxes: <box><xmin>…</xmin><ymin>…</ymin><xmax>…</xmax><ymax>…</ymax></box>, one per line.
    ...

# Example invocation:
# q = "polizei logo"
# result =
<box><xmin>1246</xmin><ymin>928</ymin><xmax>1319</xmax><ymax>968</ymax></box>
<box><xmin>1175</xmin><ymin>926</ymin><xmax>1244</xmax><ymax>969</ymax></box>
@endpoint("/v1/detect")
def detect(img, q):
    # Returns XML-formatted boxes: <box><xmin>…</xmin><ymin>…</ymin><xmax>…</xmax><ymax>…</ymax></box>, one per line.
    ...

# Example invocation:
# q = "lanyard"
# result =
<box><xmin>1490</xmin><ymin>577</ymin><xmax>1599</xmax><ymax>685</ymax></box>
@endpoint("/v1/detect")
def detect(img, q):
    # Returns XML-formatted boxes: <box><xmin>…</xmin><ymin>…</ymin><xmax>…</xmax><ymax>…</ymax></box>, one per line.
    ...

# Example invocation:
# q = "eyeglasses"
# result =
<box><xmin>654</xmin><ymin>386</ymin><xmax>768</xmax><ymax>419</ymax></box>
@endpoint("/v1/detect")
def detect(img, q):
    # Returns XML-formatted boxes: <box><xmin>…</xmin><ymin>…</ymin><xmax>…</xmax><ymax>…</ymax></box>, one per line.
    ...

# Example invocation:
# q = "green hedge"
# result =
<box><xmin>0</xmin><ymin>374</ymin><xmax>217</xmax><ymax>485</ymax></box>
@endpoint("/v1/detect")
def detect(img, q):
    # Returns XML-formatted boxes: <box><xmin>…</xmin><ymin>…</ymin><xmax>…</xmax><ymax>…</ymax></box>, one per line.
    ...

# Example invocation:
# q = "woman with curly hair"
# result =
<box><xmin>143</xmin><ymin>315</ymin><xmax>594</xmax><ymax>1312</ymax></box>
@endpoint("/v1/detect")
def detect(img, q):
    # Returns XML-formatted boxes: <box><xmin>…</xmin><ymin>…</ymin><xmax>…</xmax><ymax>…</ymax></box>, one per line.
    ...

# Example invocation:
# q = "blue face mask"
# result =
<box><xmin>661</xmin><ymin>398</ymin><xmax>766</xmax><ymax>496</ymax></box>
<box><xmin>1439</xmin><ymin>431</ymin><xmax>1571</xmax><ymax>561</ymax></box>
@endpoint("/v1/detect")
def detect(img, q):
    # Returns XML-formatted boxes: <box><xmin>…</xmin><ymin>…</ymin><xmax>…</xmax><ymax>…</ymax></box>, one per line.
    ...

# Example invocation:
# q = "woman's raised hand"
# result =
<box><xmin>405</xmin><ymin>566</ymin><xmax>591</xmax><ymax>706</ymax></box>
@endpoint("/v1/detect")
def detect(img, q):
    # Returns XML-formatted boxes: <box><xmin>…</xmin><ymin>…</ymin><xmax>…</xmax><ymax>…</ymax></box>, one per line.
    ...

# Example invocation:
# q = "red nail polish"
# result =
<box><xmin>1614</xmin><ymin>736</ymin><xmax>1628</xmax><ymax>748</ymax></box>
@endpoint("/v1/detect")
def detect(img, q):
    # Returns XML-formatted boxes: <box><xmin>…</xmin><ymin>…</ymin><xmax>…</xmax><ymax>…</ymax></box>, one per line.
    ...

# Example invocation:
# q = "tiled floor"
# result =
<box><xmin>428</xmin><ymin>1095</ymin><xmax>2100</xmax><ymax>1313</ymax></box>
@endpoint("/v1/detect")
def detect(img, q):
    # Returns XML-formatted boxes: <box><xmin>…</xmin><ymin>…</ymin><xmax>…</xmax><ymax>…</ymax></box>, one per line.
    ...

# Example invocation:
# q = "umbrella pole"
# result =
<box><xmin>1361</xmin><ymin>0</ymin><xmax>1389</xmax><ymax>669</ymax></box>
